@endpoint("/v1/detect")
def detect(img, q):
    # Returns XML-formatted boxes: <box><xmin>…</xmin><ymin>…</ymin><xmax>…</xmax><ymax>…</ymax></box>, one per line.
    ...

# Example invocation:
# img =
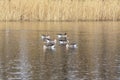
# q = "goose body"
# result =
<box><xmin>58</xmin><ymin>38</ymin><xmax>69</xmax><ymax>45</ymax></box>
<box><xmin>45</xmin><ymin>39</ymin><xmax>57</xmax><ymax>44</ymax></box>
<box><xmin>66</xmin><ymin>43</ymin><xmax>78</xmax><ymax>49</ymax></box>
<box><xmin>41</xmin><ymin>35</ymin><xmax>50</xmax><ymax>41</ymax></box>
<box><xmin>43</xmin><ymin>43</ymin><xmax>55</xmax><ymax>50</ymax></box>
<box><xmin>57</xmin><ymin>33</ymin><xmax>67</xmax><ymax>38</ymax></box>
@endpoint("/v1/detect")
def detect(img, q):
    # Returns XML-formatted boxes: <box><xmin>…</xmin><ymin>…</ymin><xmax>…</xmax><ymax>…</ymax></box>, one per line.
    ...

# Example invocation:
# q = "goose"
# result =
<box><xmin>57</xmin><ymin>33</ymin><xmax>67</xmax><ymax>38</ymax></box>
<box><xmin>66</xmin><ymin>43</ymin><xmax>78</xmax><ymax>49</ymax></box>
<box><xmin>41</xmin><ymin>35</ymin><xmax>50</xmax><ymax>41</ymax></box>
<box><xmin>43</xmin><ymin>43</ymin><xmax>56</xmax><ymax>50</ymax></box>
<box><xmin>58</xmin><ymin>37</ymin><xmax>69</xmax><ymax>45</ymax></box>
<box><xmin>45</xmin><ymin>38</ymin><xmax>57</xmax><ymax>44</ymax></box>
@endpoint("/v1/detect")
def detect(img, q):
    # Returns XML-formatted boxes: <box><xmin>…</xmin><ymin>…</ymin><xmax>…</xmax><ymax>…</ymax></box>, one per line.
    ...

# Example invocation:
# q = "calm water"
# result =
<box><xmin>0</xmin><ymin>22</ymin><xmax>120</xmax><ymax>80</ymax></box>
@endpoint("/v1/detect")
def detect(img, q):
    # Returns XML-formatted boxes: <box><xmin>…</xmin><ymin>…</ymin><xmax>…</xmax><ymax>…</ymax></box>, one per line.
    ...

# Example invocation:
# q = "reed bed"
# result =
<box><xmin>0</xmin><ymin>0</ymin><xmax>120</xmax><ymax>21</ymax></box>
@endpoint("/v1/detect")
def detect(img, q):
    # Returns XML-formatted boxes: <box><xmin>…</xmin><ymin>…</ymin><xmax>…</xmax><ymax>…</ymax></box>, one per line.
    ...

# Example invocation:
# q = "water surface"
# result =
<box><xmin>0</xmin><ymin>22</ymin><xmax>120</xmax><ymax>80</ymax></box>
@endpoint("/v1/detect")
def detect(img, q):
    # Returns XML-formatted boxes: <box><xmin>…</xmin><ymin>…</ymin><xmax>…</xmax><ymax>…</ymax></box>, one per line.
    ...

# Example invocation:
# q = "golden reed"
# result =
<box><xmin>0</xmin><ymin>0</ymin><xmax>120</xmax><ymax>21</ymax></box>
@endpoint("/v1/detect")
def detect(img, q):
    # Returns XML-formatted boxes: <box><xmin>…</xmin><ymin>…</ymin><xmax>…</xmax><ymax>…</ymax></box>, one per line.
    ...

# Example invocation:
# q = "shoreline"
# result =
<box><xmin>0</xmin><ymin>19</ymin><xmax>119</xmax><ymax>22</ymax></box>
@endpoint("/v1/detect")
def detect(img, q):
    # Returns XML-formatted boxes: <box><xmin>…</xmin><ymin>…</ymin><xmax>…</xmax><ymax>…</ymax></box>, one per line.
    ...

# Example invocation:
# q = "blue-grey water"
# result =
<box><xmin>0</xmin><ymin>22</ymin><xmax>120</xmax><ymax>80</ymax></box>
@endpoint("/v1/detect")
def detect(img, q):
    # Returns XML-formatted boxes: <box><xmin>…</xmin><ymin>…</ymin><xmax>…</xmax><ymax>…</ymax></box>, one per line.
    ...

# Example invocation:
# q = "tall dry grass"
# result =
<box><xmin>0</xmin><ymin>0</ymin><xmax>120</xmax><ymax>21</ymax></box>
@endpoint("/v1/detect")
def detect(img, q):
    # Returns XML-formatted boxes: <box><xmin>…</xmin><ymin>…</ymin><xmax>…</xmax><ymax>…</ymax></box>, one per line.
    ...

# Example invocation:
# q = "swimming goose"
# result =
<box><xmin>58</xmin><ymin>37</ymin><xmax>69</xmax><ymax>45</ymax></box>
<box><xmin>57</xmin><ymin>33</ymin><xmax>67</xmax><ymax>38</ymax></box>
<box><xmin>41</xmin><ymin>35</ymin><xmax>50</xmax><ymax>41</ymax></box>
<box><xmin>66</xmin><ymin>43</ymin><xmax>78</xmax><ymax>49</ymax></box>
<box><xmin>43</xmin><ymin>43</ymin><xmax>56</xmax><ymax>50</ymax></box>
<box><xmin>45</xmin><ymin>38</ymin><xmax>57</xmax><ymax>44</ymax></box>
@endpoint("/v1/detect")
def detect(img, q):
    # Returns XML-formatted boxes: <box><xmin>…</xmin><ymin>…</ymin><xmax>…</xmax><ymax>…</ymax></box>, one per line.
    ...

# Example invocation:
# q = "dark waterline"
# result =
<box><xmin>0</xmin><ymin>22</ymin><xmax>120</xmax><ymax>80</ymax></box>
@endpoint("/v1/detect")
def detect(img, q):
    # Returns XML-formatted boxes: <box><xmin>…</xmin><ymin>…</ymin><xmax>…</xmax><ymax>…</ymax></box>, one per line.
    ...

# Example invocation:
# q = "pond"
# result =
<box><xmin>0</xmin><ymin>22</ymin><xmax>120</xmax><ymax>80</ymax></box>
